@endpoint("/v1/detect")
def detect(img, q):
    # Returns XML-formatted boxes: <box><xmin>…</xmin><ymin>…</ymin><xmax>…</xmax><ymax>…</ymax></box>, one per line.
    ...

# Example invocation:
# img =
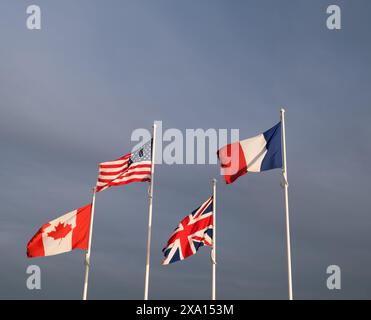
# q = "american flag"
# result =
<box><xmin>96</xmin><ymin>140</ymin><xmax>152</xmax><ymax>193</ymax></box>
<box><xmin>162</xmin><ymin>197</ymin><xmax>213</xmax><ymax>265</ymax></box>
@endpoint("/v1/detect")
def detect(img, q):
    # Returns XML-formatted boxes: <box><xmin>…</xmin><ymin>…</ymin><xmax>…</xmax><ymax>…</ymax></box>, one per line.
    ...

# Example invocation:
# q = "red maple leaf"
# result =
<box><xmin>47</xmin><ymin>222</ymin><xmax>73</xmax><ymax>240</ymax></box>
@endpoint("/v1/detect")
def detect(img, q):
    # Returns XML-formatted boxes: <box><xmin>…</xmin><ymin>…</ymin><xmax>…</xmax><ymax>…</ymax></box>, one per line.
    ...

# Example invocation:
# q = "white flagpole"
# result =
<box><xmin>211</xmin><ymin>178</ymin><xmax>217</xmax><ymax>300</ymax></box>
<box><xmin>144</xmin><ymin>123</ymin><xmax>157</xmax><ymax>300</ymax></box>
<box><xmin>280</xmin><ymin>108</ymin><xmax>293</xmax><ymax>300</ymax></box>
<box><xmin>83</xmin><ymin>187</ymin><xmax>97</xmax><ymax>300</ymax></box>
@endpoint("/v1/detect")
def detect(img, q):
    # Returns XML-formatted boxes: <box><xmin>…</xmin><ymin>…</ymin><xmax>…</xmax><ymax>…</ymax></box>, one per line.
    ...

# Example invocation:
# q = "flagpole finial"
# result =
<box><xmin>280</xmin><ymin>108</ymin><xmax>286</xmax><ymax>113</ymax></box>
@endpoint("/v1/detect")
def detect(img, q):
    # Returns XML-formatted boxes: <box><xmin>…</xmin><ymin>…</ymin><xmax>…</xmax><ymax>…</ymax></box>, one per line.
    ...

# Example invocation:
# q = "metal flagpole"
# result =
<box><xmin>144</xmin><ymin>123</ymin><xmax>157</xmax><ymax>300</ymax></box>
<box><xmin>280</xmin><ymin>108</ymin><xmax>293</xmax><ymax>300</ymax></box>
<box><xmin>211</xmin><ymin>178</ymin><xmax>217</xmax><ymax>300</ymax></box>
<box><xmin>83</xmin><ymin>187</ymin><xmax>97</xmax><ymax>300</ymax></box>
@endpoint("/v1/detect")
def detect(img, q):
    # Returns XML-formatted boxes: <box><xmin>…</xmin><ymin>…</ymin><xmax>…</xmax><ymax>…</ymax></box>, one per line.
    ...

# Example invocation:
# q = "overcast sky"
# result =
<box><xmin>1</xmin><ymin>0</ymin><xmax>371</xmax><ymax>299</ymax></box>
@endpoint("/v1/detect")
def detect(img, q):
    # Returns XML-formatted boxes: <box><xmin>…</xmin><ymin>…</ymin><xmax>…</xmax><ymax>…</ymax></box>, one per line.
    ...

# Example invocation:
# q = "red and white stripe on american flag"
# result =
<box><xmin>96</xmin><ymin>153</ymin><xmax>152</xmax><ymax>193</ymax></box>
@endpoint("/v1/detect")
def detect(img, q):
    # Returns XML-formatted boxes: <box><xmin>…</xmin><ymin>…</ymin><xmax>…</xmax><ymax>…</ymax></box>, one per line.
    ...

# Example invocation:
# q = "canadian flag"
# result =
<box><xmin>27</xmin><ymin>204</ymin><xmax>92</xmax><ymax>258</ymax></box>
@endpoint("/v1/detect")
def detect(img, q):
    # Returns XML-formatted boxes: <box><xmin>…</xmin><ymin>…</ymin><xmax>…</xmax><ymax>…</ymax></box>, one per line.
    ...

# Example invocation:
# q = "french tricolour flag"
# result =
<box><xmin>217</xmin><ymin>122</ymin><xmax>282</xmax><ymax>184</ymax></box>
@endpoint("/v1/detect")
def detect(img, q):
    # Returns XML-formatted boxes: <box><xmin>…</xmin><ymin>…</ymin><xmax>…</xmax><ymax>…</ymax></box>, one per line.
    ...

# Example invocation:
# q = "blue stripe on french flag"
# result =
<box><xmin>261</xmin><ymin>122</ymin><xmax>282</xmax><ymax>171</ymax></box>
<box><xmin>217</xmin><ymin>122</ymin><xmax>282</xmax><ymax>184</ymax></box>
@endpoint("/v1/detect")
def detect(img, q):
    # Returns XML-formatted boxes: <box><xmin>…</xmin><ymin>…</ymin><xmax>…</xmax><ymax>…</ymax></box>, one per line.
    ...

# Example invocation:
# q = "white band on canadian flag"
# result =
<box><xmin>41</xmin><ymin>210</ymin><xmax>77</xmax><ymax>256</ymax></box>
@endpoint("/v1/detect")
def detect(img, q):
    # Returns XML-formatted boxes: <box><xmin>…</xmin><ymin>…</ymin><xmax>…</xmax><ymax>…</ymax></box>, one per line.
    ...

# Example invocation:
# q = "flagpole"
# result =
<box><xmin>83</xmin><ymin>187</ymin><xmax>97</xmax><ymax>300</ymax></box>
<box><xmin>211</xmin><ymin>178</ymin><xmax>217</xmax><ymax>300</ymax></box>
<box><xmin>280</xmin><ymin>108</ymin><xmax>293</xmax><ymax>300</ymax></box>
<box><xmin>144</xmin><ymin>123</ymin><xmax>157</xmax><ymax>300</ymax></box>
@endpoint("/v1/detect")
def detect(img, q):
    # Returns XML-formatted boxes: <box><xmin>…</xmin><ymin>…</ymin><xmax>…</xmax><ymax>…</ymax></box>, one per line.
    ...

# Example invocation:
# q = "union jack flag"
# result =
<box><xmin>162</xmin><ymin>197</ymin><xmax>213</xmax><ymax>265</ymax></box>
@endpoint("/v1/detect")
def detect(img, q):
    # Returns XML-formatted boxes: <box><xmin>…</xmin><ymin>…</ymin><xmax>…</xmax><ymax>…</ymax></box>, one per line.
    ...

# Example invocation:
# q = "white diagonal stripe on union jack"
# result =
<box><xmin>96</xmin><ymin>140</ymin><xmax>152</xmax><ymax>192</ymax></box>
<box><xmin>162</xmin><ymin>196</ymin><xmax>213</xmax><ymax>265</ymax></box>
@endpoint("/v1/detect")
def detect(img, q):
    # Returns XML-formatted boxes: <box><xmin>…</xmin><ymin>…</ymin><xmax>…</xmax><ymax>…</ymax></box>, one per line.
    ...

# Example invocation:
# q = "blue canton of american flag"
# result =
<box><xmin>162</xmin><ymin>197</ymin><xmax>213</xmax><ymax>265</ymax></box>
<box><xmin>129</xmin><ymin>140</ymin><xmax>152</xmax><ymax>164</ymax></box>
<box><xmin>96</xmin><ymin>140</ymin><xmax>152</xmax><ymax>192</ymax></box>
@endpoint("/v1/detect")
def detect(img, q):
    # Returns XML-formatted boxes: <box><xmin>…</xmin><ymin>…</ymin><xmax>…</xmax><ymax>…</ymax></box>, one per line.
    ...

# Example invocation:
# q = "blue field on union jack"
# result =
<box><xmin>162</xmin><ymin>197</ymin><xmax>213</xmax><ymax>265</ymax></box>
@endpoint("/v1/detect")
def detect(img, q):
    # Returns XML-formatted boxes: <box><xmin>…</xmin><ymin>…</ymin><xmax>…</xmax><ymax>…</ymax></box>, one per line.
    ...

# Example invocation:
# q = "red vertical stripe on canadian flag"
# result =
<box><xmin>72</xmin><ymin>204</ymin><xmax>92</xmax><ymax>250</ymax></box>
<box><xmin>27</xmin><ymin>223</ymin><xmax>50</xmax><ymax>258</ymax></box>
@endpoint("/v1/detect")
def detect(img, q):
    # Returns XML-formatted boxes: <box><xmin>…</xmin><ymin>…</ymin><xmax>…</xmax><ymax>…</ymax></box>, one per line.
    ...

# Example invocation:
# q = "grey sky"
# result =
<box><xmin>0</xmin><ymin>0</ymin><xmax>371</xmax><ymax>299</ymax></box>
